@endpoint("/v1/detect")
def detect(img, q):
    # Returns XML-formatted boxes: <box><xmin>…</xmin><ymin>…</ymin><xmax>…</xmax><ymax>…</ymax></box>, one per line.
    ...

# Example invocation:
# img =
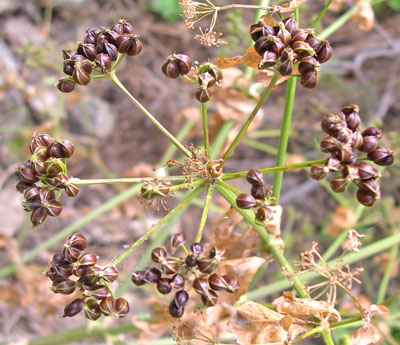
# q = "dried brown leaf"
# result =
<box><xmin>326</xmin><ymin>205</ymin><xmax>356</xmax><ymax>237</ymax></box>
<box><xmin>367</xmin><ymin>304</ymin><xmax>389</xmax><ymax>316</ymax></box>
<box><xmin>213</xmin><ymin>46</ymin><xmax>260</xmax><ymax>69</ymax></box>
<box><xmin>228</xmin><ymin>301</ymin><xmax>288</xmax><ymax>345</ymax></box>
<box><xmin>351</xmin><ymin>323</ymin><xmax>383</xmax><ymax>345</ymax></box>
<box><xmin>273</xmin><ymin>291</ymin><xmax>341</xmax><ymax>322</ymax></box>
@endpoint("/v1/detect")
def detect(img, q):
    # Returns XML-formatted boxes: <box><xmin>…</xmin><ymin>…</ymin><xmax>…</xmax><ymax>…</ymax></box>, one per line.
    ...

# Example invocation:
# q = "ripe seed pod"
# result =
<box><xmin>157</xmin><ymin>278</ymin><xmax>172</xmax><ymax>295</ymax></box>
<box><xmin>197</xmin><ymin>258</ymin><xmax>216</xmax><ymax>274</ymax></box>
<box><xmin>84</xmin><ymin>285</ymin><xmax>109</xmax><ymax>300</ymax></box>
<box><xmin>191</xmin><ymin>242</ymin><xmax>203</xmax><ymax>255</ymax></box>
<box><xmin>342</xmin><ymin>165</ymin><xmax>360</xmax><ymax>181</ymax></box>
<box><xmin>114</xmin><ymin>298</ymin><xmax>130</xmax><ymax>318</ymax></box>
<box><xmin>277</xmin><ymin>23</ymin><xmax>291</xmax><ymax>46</ymax></box>
<box><xmin>56</xmin><ymin>77</ymin><xmax>76</xmax><ymax>93</ymax></box>
<box><xmin>255</xmin><ymin>206</ymin><xmax>272</xmax><ymax>222</ymax></box>
<box><xmin>193</xmin><ymin>278</ymin><xmax>209</xmax><ymax>295</ymax></box>
<box><xmin>73</xmin><ymin>65</ymin><xmax>91</xmax><ymax>86</ymax></box>
<box><xmin>19</xmin><ymin>160</ymin><xmax>39</xmax><ymax>183</ymax></box>
<box><xmin>315</xmin><ymin>40</ymin><xmax>332</xmax><ymax>63</ymax></box>
<box><xmin>333</xmin><ymin>144</ymin><xmax>355</xmax><ymax>164</ymax></box>
<box><xmin>63</xmin><ymin>49</ymin><xmax>75</xmax><ymax>60</ymax></box>
<box><xmin>201</xmin><ymin>290</ymin><xmax>218</xmax><ymax>307</ymax></box>
<box><xmin>185</xmin><ymin>254</ymin><xmax>197</xmax><ymax>267</ymax></box>
<box><xmin>112</xmin><ymin>19</ymin><xmax>134</xmax><ymax>35</ymax></box>
<box><xmin>45</xmin><ymin>200</ymin><xmax>62</xmax><ymax>217</ymax></box>
<box><xmin>362</xmin><ymin>127</ymin><xmax>383</xmax><ymax>139</ymax></box>
<box><xmin>209</xmin><ymin>273</ymin><xmax>227</xmax><ymax>291</ymax></box>
<box><xmin>63</xmin><ymin>246</ymin><xmax>82</xmax><ymax>262</ymax></box>
<box><xmin>310</xmin><ymin>164</ymin><xmax>326</xmax><ymax>181</ymax></box>
<box><xmin>250</xmin><ymin>22</ymin><xmax>275</xmax><ymax>41</ymax></box>
<box><xmin>64</xmin><ymin>182</ymin><xmax>80</xmax><ymax>197</ymax></box>
<box><xmin>170</xmin><ymin>274</ymin><xmax>185</xmax><ymax>289</ymax></box>
<box><xmin>67</xmin><ymin>233</ymin><xmax>87</xmax><ymax>250</ymax></box>
<box><xmin>131</xmin><ymin>270</ymin><xmax>147</xmax><ymax>286</ymax></box>
<box><xmin>321</xmin><ymin>113</ymin><xmax>346</xmax><ymax>137</ymax></box>
<box><xmin>209</xmin><ymin>246</ymin><xmax>225</xmax><ymax>260</ymax></box>
<box><xmin>320</xmin><ymin>136</ymin><xmax>338</xmax><ymax>153</ymax></box>
<box><xmin>58</xmin><ymin>140</ymin><xmax>75</xmax><ymax>158</ymax></box>
<box><xmin>22</xmin><ymin>199</ymin><xmax>42</xmax><ymax>212</ymax></box>
<box><xmin>290</xmin><ymin>29</ymin><xmax>307</xmax><ymax>43</ymax></box>
<box><xmin>325</xmin><ymin>157</ymin><xmax>342</xmax><ymax>172</ymax></box>
<box><xmin>223</xmin><ymin>274</ymin><xmax>239</xmax><ymax>293</ymax></box>
<box><xmin>278</xmin><ymin>56</ymin><xmax>293</xmax><ymax>76</ymax></box>
<box><xmin>97</xmin><ymin>42</ymin><xmax>119</xmax><ymax>61</ymax></box>
<box><xmin>195</xmin><ymin>86</ymin><xmax>211</xmax><ymax>103</ymax></box>
<box><xmin>198</xmin><ymin>71</ymin><xmax>216</xmax><ymax>87</ymax></box>
<box><xmin>77</xmin><ymin>42</ymin><xmax>97</xmax><ymax>61</ymax></box>
<box><xmin>30</xmin><ymin>207</ymin><xmax>47</xmax><ymax>227</ymax></box>
<box><xmin>367</xmin><ymin>147</ymin><xmax>395</xmax><ymax>166</ymax></box>
<box><xmin>102</xmin><ymin>265</ymin><xmax>119</xmax><ymax>282</ymax></box>
<box><xmin>174</xmin><ymin>290</ymin><xmax>189</xmax><ymax>307</ymax></box>
<box><xmin>307</xmin><ymin>36</ymin><xmax>322</xmax><ymax>52</ymax></box>
<box><xmin>84</xmin><ymin>299</ymin><xmax>102</xmax><ymax>321</ymax></box>
<box><xmin>236</xmin><ymin>193</ymin><xmax>257</xmax><ymax>209</ymax></box>
<box><xmin>95</xmin><ymin>53</ymin><xmax>112</xmax><ymax>73</ymax></box>
<box><xmin>162</xmin><ymin>259</ymin><xmax>179</xmax><ymax>275</ymax></box>
<box><xmin>246</xmin><ymin>169</ymin><xmax>264</xmax><ymax>186</ymax></box>
<box><xmin>356</xmin><ymin>188</ymin><xmax>379</xmax><ymax>207</ymax></box>
<box><xmin>354</xmin><ymin>162</ymin><xmax>379</xmax><ymax>180</ymax></box>
<box><xmin>63</xmin><ymin>298</ymin><xmax>83</xmax><ymax>317</ymax></box>
<box><xmin>300</xmin><ymin>70</ymin><xmax>319</xmax><ymax>89</ymax></box>
<box><xmin>283</xmin><ymin>16</ymin><xmax>297</xmax><ymax>33</ymax></box>
<box><xmin>16</xmin><ymin>181</ymin><xmax>34</xmax><ymax>194</ymax></box>
<box><xmin>151</xmin><ymin>247</ymin><xmax>168</xmax><ymax>263</ymax></box>
<box><xmin>251</xmin><ymin>184</ymin><xmax>271</xmax><ymax>200</ymax></box>
<box><xmin>330</xmin><ymin>177</ymin><xmax>350</xmax><ymax>193</ymax></box>
<box><xmin>24</xmin><ymin>187</ymin><xmax>40</xmax><ymax>201</ymax></box>
<box><xmin>359</xmin><ymin>178</ymin><xmax>380</xmax><ymax>195</ymax></box>
<box><xmin>258</xmin><ymin>50</ymin><xmax>278</xmax><ymax>69</ymax></box>
<box><xmin>46</xmin><ymin>267</ymin><xmax>62</xmax><ymax>281</ymax></box>
<box><xmin>52</xmin><ymin>253</ymin><xmax>70</xmax><ymax>265</ymax></box>
<box><xmin>144</xmin><ymin>267</ymin><xmax>162</xmax><ymax>283</ymax></box>
<box><xmin>53</xmin><ymin>263</ymin><xmax>73</xmax><ymax>277</ymax></box>
<box><xmin>197</xmin><ymin>63</ymin><xmax>222</xmax><ymax>83</ymax></box>
<box><xmin>298</xmin><ymin>56</ymin><xmax>319</xmax><ymax>75</ymax></box>
<box><xmin>100</xmin><ymin>296</ymin><xmax>115</xmax><ymax>316</ymax></box>
<box><xmin>33</xmin><ymin>145</ymin><xmax>49</xmax><ymax>161</ymax></box>
<box><xmin>51</xmin><ymin>278</ymin><xmax>76</xmax><ymax>294</ymax></box>
<box><xmin>350</xmin><ymin>131</ymin><xmax>364</xmax><ymax>150</ymax></box>
<box><xmin>77</xmin><ymin>253</ymin><xmax>97</xmax><ymax>267</ymax></box>
<box><xmin>84</xmin><ymin>29</ymin><xmax>99</xmax><ymax>45</ymax></box>
<box><xmin>169</xmin><ymin>299</ymin><xmax>184</xmax><ymax>318</ymax></box>
<box><xmin>73</xmin><ymin>265</ymin><xmax>91</xmax><ymax>278</ymax></box>
<box><xmin>116</xmin><ymin>34</ymin><xmax>143</xmax><ymax>56</ymax></box>
<box><xmin>292</xmin><ymin>41</ymin><xmax>315</xmax><ymax>58</ymax></box>
<box><xmin>49</xmin><ymin>143</ymin><xmax>63</xmax><ymax>158</ymax></box>
<box><xmin>171</xmin><ymin>233</ymin><xmax>185</xmax><ymax>252</ymax></box>
<box><xmin>44</xmin><ymin>158</ymin><xmax>64</xmax><ymax>176</ymax></box>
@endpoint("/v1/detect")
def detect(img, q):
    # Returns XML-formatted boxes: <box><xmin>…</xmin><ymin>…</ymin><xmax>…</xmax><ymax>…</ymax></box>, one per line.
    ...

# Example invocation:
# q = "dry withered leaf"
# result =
<box><xmin>352</xmin><ymin>0</ymin><xmax>375</xmax><ymax>31</ymax></box>
<box><xmin>265</xmin><ymin>204</ymin><xmax>283</xmax><ymax>237</ymax></box>
<box><xmin>326</xmin><ymin>205</ymin><xmax>356</xmax><ymax>237</ymax></box>
<box><xmin>253</xmin><ymin>66</ymin><xmax>298</xmax><ymax>88</ymax></box>
<box><xmin>273</xmin><ymin>291</ymin><xmax>341</xmax><ymax>322</ymax></box>
<box><xmin>351</xmin><ymin>323</ymin><xmax>383</xmax><ymax>345</ymax></box>
<box><xmin>218</xmin><ymin>256</ymin><xmax>266</xmax><ymax>302</ymax></box>
<box><xmin>228</xmin><ymin>301</ymin><xmax>288</xmax><ymax>345</ymax></box>
<box><xmin>213</xmin><ymin>46</ymin><xmax>260</xmax><ymax>69</ymax></box>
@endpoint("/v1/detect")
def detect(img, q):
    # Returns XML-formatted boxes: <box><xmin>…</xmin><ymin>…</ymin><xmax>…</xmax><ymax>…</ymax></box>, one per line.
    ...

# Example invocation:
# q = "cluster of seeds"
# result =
<box><xmin>15</xmin><ymin>133</ymin><xmax>79</xmax><ymax>227</ymax></box>
<box><xmin>131</xmin><ymin>233</ymin><xmax>239</xmax><ymax>318</ymax></box>
<box><xmin>46</xmin><ymin>233</ymin><xmax>129</xmax><ymax>320</ymax></box>
<box><xmin>56</xmin><ymin>19</ymin><xmax>142</xmax><ymax>93</ymax></box>
<box><xmin>236</xmin><ymin>169</ymin><xmax>274</xmax><ymax>223</ymax></box>
<box><xmin>310</xmin><ymin>104</ymin><xmax>395</xmax><ymax>207</ymax></box>
<box><xmin>251</xmin><ymin>15</ymin><xmax>332</xmax><ymax>88</ymax></box>
<box><xmin>161</xmin><ymin>54</ymin><xmax>223</xmax><ymax>103</ymax></box>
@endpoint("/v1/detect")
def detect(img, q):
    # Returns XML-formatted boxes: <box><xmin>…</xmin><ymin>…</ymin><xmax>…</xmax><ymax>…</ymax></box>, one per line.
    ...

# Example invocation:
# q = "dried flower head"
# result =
<box><xmin>343</xmin><ymin>229</ymin><xmax>365</xmax><ymax>253</ymax></box>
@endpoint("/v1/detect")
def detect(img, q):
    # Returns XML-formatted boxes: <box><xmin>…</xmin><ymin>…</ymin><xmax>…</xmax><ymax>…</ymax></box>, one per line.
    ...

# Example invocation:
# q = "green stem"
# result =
<box><xmin>243</xmin><ymin>138</ymin><xmax>278</xmax><ymax>155</ymax></box>
<box><xmin>195</xmin><ymin>184</ymin><xmax>215</xmax><ymax>242</ymax></box>
<box><xmin>293</xmin><ymin>326</ymin><xmax>323</xmax><ymax>343</ymax></box>
<box><xmin>70</xmin><ymin>175</ymin><xmax>188</xmax><ymax>186</ymax></box>
<box><xmin>107</xmin><ymin>71</ymin><xmax>191</xmax><ymax>157</ymax></box>
<box><xmin>248</xmin><ymin>128</ymin><xmax>283</xmax><ymax>139</ymax></box>
<box><xmin>310</xmin><ymin>0</ymin><xmax>334</xmax><ymax>28</ymax></box>
<box><xmin>201</xmin><ymin>102</ymin><xmax>210</xmax><ymax>158</ymax></box>
<box><xmin>245</xmin><ymin>231</ymin><xmax>400</xmax><ymax>300</ymax></box>
<box><xmin>215</xmin><ymin>182</ymin><xmax>308</xmax><ymax>298</ymax></box>
<box><xmin>318</xmin><ymin>6</ymin><xmax>358</xmax><ymax>39</ymax></box>
<box><xmin>221</xmin><ymin>72</ymin><xmax>280</xmax><ymax>163</ymax></box>
<box><xmin>210</xmin><ymin>120</ymin><xmax>234</xmax><ymax>159</ymax></box>
<box><xmin>217</xmin><ymin>179</ymin><xmax>242</xmax><ymax>195</ymax></box>
<box><xmin>111</xmin><ymin>184</ymin><xmax>205</xmax><ymax>266</ymax></box>
<box><xmin>377</xmin><ymin>240</ymin><xmax>399</xmax><ymax>304</ymax></box>
<box><xmin>222</xmin><ymin>158</ymin><xmax>326</xmax><ymax>180</ymax></box>
<box><xmin>272</xmin><ymin>76</ymin><xmax>297</xmax><ymax>204</ymax></box>
<box><xmin>0</xmin><ymin>184</ymin><xmax>142</xmax><ymax>279</ymax></box>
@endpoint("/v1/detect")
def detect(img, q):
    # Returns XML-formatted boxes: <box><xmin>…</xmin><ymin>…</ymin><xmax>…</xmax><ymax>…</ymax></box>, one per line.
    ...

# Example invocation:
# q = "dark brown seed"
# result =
<box><xmin>30</xmin><ymin>207</ymin><xmax>47</xmax><ymax>227</ymax></box>
<box><xmin>246</xmin><ymin>169</ymin><xmax>264</xmax><ymax>186</ymax></box>
<box><xmin>168</xmin><ymin>299</ymin><xmax>184</xmax><ymax>318</ymax></box>
<box><xmin>356</xmin><ymin>188</ymin><xmax>379</xmax><ymax>207</ymax></box>
<box><xmin>354</xmin><ymin>162</ymin><xmax>379</xmax><ymax>179</ymax></box>
<box><xmin>193</xmin><ymin>278</ymin><xmax>209</xmax><ymax>295</ymax></box>
<box><xmin>170</xmin><ymin>274</ymin><xmax>185</xmax><ymax>289</ymax></box>
<box><xmin>144</xmin><ymin>267</ymin><xmax>162</xmax><ymax>283</ymax></box>
<box><xmin>251</xmin><ymin>184</ymin><xmax>271</xmax><ymax>200</ymax></box>
<box><xmin>132</xmin><ymin>270</ymin><xmax>147</xmax><ymax>286</ymax></box>
<box><xmin>330</xmin><ymin>177</ymin><xmax>350</xmax><ymax>193</ymax></box>
<box><xmin>255</xmin><ymin>206</ymin><xmax>272</xmax><ymax>222</ymax></box>
<box><xmin>201</xmin><ymin>290</ymin><xmax>218</xmax><ymax>307</ymax></box>
<box><xmin>300</xmin><ymin>70</ymin><xmax>319</xmax><ymax>89</ymax></box>
<box><xmin>298</xmin><ymin>56</ymin><xmax>319</xmax><ymax>75</ymax></box>
<box><xmin>100</xmin><ymin>296</ymin><xmax>115</xmax><ymax>316</ymax></box>
<box><xmin>185</xmin><ymin>254</ymin><xmax>197</xmax><ymax>267</ymax></box>
<box><xmin>114</xmin><ymin>298</ymin><xmax>130</xmax><ymax>318</ymax></box>
<box><xmin>151</xmin><ymin>247</ymin><xmax>168</xmax><ymax>263</ymax></box>
<box><xmin>51</xmin><ymin>278</ymin><xmax>76</xmax><ymax>294</ymax></box>
<box><xmin>367</xmin><ymin>147</ymin><xmax>395</xmax><ymax>166</ymax></box>
<box><xmin>63</xmin><ymin>298</ymin><xmax>83</xmax><ymax>317</ymax></box>
<box><xmin>95</xmin><ymin>53</ymin><xmax>112</xmax><ymax>73</ymax></box>
<box><xmin>157</xmin><ymin>278</ymin><xmax>172</xmax><ymax>294</ymax></box>
<box><xmin>359</xmin><ymin>178</ymin><xmax>380</xmax><ymax>195</ymax></box>
<box><xmin>310</xmin><ymin>165</ymin><xmax>326</xmax><ymax>181</ymax></box>
<box><xmin>236</xmin><ymin>193</ymin><xmax>257</xmax><ymax>209</ymax></box>
<box><xmin>171</xmin><ymin>233</ymin><xmax>185</xmax><ymax>252</ymax></box>
<box><xmin>84</xmin><ymin>299</ymin><xmax>102</xmax><ymax>321</ymax></box>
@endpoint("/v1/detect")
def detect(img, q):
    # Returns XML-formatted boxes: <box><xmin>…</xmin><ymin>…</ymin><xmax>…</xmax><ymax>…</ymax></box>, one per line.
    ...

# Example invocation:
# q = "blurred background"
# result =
<box><xmin>0</xmin><ymin>0</ymin><xmax>399</xmax><ymax>344</ymax></box>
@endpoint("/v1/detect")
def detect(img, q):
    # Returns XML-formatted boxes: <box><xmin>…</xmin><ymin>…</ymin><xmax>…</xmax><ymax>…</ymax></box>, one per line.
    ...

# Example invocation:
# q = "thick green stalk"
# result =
<box><xmin>244</xmin><ymin>231</ymin><xmax>400</xmax><ymax>300</ymax></box>
<box><xmin>201</xmin><ymin>102</ymin><xmax>210</xmax><ymax>158</ymax></box>
<box><xmin>108</xmin><ymin>71</ymin><xmax>191</xmax><ymax>157</ymax></box>
<box><xmin>222</xmin><ymin>158</ymin><xmax>326</xmax><ymax>180</ymax></box>
<box><xmin>112</xmin><ymin>184</ymin><xmax>205</xmax><ymax>266</ymax></box>
<box><xmin>195</xmin><ymin>184</ymin><xmax>215</xmax><ymax>242</ymax></box>
<box><xmin>0</xmin><ymin>184</ymin><xmax>142</xmax><ymax>279</ymax></box>
<box><xmin>272</xmin><ymin>76</ymin><xmax>297</xmax><ymax>204</ymax></box>
<box><xmin>221</xmin><ymin>72</ymin><xmax>280</xmax><ymax>163</ymax></box>
<box><xmin>310</xmin><ymin>0</ymin><xmax>334</xmax><ymax>28</ymax></box>
<box><xmin>215</xmin><ymin>182</ymin><xmax>308</xmax><ymax>298</ymax></box>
